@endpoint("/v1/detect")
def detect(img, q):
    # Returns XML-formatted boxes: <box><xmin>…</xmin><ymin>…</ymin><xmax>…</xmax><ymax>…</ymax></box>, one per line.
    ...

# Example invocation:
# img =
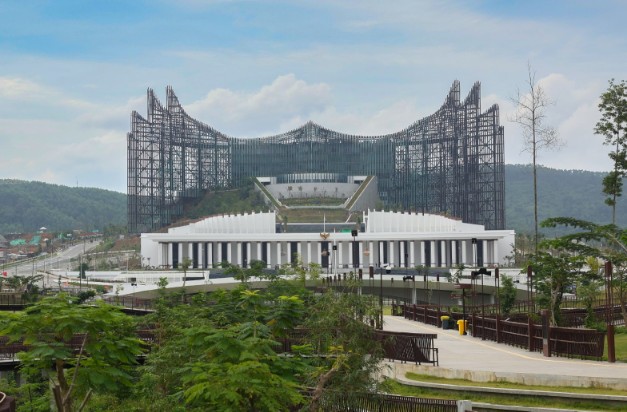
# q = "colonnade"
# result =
<box><xmin>155</xmin><ymin>238</ymin><xmax>499</xmax><ymax>270</ymax></box>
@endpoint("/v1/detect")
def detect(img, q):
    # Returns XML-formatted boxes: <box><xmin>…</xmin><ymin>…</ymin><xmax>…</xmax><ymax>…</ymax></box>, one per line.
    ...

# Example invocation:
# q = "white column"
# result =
<box><xmin>348</xmin><ymin>240</ymin><xmax>353</xmax><ymax>268</ymax></box>
<box><xmin>451</xmin><ymin>241</ymin><xmax>457</xmax><ymax>266</ymax></box>
<box><xmin>266</xmin><ymin>243</ymin><xmax>272</xmax><ymax>267</ymax></box>
<box><xmin>297</xmin><ymin>242</ymin><xmax>302</xmax><ymax>262</ymax></box>
<box><xmin>246</xmin><ymin>243</ymin><xmax>251</xmax><ymax>266</ymax></box>
<box><xmin>369</xmin><ymin>241</ymin><xmax>374</xmax><ymax>267</ymax></box>
<box><xmin>276</xmin><ymin>242</ymin><xmax>282</xmax><ymax>266</ymax></box>
<box><xmin>227</xmin><ymin>243</ymin><xmax>232</xmax><ymax>264</ymax></box>
<box><xmin>198</xmin><ymin>243</ymin><xmax>203</xmax><ymax>269</ymax></box>
<box><xmin>178</xmin><ymin>243</ymin><xmax>184</xmax><ymax>267</ymax></box>
<box><xmin>307</xmin><ymin>242</ymin><xmax>312</xmax><ymax>265</ymax></box>
<box><xmin>493</xmin><ymin>240</ymin><xmax>499</xmax><ymax>267</ymax></box>
<box><xmin>358</xmin><ymin>241</ymin><xmax>364</xmax><ymax>268</ymax></box>
<box><xmin>461</xmin><ymin>240</ymin><xmax>468</xmax><ymax>265</ymax></box>
<box><xmin>187</xmin><ymin>243</ymin><xmax>193</xmax><ymax>262</ymax></box>
<box><xmin>430</xmin><ymin>241</ymin><xmax>436</xmax><ymax>267</ymax></box>
<box><xmin>257</xmin><ymin>242</ymin><xmax>262</xmax><ymax>262</ymax></box>
<box><xmin>338</xmin><ymin>242</ymin><xmax>343</xmax><ymax>269</ymax></box>
<box><xmin>410</xmin><ymin>241</ymin><xmax>415</xmax><ymax>267</ymax></box>
<box><xmin>217</xmin><ymin>242</ymin><xmax>223</xmax><ymax>264</ymax></box>
<box><xmin>440</xmin><ymin>240</ymin><xmax>446</xmax><ymax>267</ymax></box>
<box><xmin>166</xmin><ymin>243</ymin><xmax>173</xmax><ymax>268</ymax></box>
<box><xmin>482</xmin><ymin>240</ymin><xmax>488</xmax><ymax>267</ymax></box>
<box><xmin>420</xmin><ymin>241</ymin><xmax>426</xmax><ymax>266</ymax></box>
<box><xmin>207</xmin><ymin>243</ymin><xmax>213</xmax><ymax>268</ymax></box>
<box><xmin>389</xmin><ymin>241</ymin><xmax>395</xmax><ymax>266</ymax></box>
<box><xmin>317</xmin><ymin>242</ymin><xmax>322</xmax><ymax>265</ymax></box>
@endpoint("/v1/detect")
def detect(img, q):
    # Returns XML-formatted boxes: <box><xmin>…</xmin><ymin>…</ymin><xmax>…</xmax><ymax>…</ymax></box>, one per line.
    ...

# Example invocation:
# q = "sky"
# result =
<box><xmin>1</xmin><ymin>0</ymin><xmax>625</xmax><ymax>194</ymax></box>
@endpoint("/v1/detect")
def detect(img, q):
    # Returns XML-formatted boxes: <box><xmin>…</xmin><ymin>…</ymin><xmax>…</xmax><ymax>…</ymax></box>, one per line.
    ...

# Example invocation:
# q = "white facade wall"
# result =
<box><xmin>140</xmin><ymin>211</ymin><xmax>515</xmax><ymax>271</ymax></box>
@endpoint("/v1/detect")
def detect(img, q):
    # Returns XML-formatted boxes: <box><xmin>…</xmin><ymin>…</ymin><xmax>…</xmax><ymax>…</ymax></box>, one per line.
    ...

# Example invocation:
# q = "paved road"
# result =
<box><xmin>382</xmin><ymin>315</ymin><xmax>627</xmax><ymax>389</ymax></box>
<box><xmin>4</xmin><ymin>240</ymin><xmax>99</xmax><ymax>277</ymax></box>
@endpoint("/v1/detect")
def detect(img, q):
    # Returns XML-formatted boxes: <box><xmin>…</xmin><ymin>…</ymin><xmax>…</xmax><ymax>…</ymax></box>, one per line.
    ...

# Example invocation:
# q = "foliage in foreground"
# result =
<box><xmin>0</xmin><ymin>294</ymin><xmax>144</xmax><ymax>412</ymax></box>
<box><xmin>1</xmin><ymin>272</ymin><xmax>385</xmax><ymax>411</ymax></box>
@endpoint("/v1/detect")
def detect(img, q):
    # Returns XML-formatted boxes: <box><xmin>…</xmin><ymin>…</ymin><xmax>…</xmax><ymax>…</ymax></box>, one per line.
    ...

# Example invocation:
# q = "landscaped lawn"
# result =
<box><xmin>607</xmin><ymin>325</ymin><xmax>627</xmax><ymax>362</ymax></box>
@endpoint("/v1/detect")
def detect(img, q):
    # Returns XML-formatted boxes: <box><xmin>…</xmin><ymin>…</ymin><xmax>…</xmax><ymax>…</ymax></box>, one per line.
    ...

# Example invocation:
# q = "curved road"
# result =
<box><xmin>3</xmin><ymin>240</ymin><xmax>100</xmax><ymax>277</ymax></box>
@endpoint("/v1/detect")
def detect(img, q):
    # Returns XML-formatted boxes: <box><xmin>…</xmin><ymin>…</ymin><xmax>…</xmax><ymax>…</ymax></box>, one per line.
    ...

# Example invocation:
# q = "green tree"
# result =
<box><xmin>181</xmin><ymin>324</ymin><xmax>304</xmax><ymax>411</ymax></box>
<box><xmin>595</xmin><ymin>79</ymin><xmax>627</xmax><ymax>224</ymax></box>
<box><xmin>510</xmin><ymin>64</ymin><xmax>561</xmax><ymax>254</ymax></box>
<box><xmin>529</xmin><ymin>251</ymin><xmax>589</xmax><ymax>326</ymax></box>
<box><xmin>79</xmin><ymin>262</ymin><xmax>89</xmax><ymax>279</ymax></box>
<box><xmin>499</xmin><ymin>276</ymin><xmax>517</xmax><ymax>316</ymax></box>
<box><xmin>179</xmin><ymin>257</ymin><xmax>192</xmax><ymax>288</ymax></box>
<box><xmin>0</xmin><ymin>294</ymin><xmax>144</xmax><ymax>412</ymax></box>
<box><xmin>542</xmin><ymin>217</ymin><xmax>627</xmax><ymax>324</ymax></box>
<box><xmin>303</xmin><ymin>284</ymin><xmax>383</xmax><ymax>410</ymax></box>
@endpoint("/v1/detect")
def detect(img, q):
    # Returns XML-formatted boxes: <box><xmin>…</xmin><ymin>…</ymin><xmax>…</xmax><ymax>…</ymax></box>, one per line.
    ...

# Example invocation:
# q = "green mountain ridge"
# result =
<box><xmin>1</xmin><ymin>165</ymin><xmax>625</xmax><ymax>234</ymax></box>
<box><xmin>0</xmin><ymin>179</ymin><xmax>126</xmax><ymax>233</ymax></box>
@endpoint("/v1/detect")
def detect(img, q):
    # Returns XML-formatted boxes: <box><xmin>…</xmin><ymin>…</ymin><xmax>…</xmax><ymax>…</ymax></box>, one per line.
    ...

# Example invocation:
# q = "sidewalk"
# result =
<box><xmin>382</xmin><ymin>315</ymin><xmax>627</xmax><ymax>390</ymax></box>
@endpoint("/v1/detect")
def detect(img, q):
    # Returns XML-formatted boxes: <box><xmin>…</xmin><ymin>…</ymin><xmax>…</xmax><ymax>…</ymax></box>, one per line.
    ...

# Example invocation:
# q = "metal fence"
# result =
<box><xmin>312</xmin><ymin>391</ymin><xmax>461</xmax><ymax>412</ymax></box>
<box><xmin>396</xmin><ymin>303</ymin><xmax>608</xmax><ymax>360</ymax></box>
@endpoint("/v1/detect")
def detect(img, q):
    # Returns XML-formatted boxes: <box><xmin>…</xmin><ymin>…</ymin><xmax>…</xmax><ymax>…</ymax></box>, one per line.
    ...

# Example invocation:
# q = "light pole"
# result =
<box><xmin>605</xmin><ymin>261</ymin><xmax>616</xmax><ymax>363</ymax></box>
<box><xmin>379</xmin><ymin>260</ymin><xmax>383</xmax><ymax>329</ymax></box>
<box><xmin>332</xmin><ymin>243</ymin><xmax>337</xmax><ymax>276</ymax></box>
<box><xmin>495</xmin><ymin>267</ymin><xmax>500</xmax><ymax>315</ymax></box>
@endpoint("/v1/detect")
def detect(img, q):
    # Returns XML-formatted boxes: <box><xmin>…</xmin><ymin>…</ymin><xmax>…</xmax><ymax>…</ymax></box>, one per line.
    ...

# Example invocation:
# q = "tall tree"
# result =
<box><xmin>594</xmin><ymin>79</ymin><xmax>627</xmax><ymax>224</ymax></box>
<box><xmin>510</xmin><ymin>64</ymin><xmax>561</xmax><ymax>254</ymax></box>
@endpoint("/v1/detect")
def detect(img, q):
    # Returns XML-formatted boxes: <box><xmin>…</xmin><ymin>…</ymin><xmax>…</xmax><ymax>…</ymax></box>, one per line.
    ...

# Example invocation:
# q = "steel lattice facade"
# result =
<box><xmin>128</xmin><ymin>81</ymin><xmax>505</xmax><ymax>233</ymax></box>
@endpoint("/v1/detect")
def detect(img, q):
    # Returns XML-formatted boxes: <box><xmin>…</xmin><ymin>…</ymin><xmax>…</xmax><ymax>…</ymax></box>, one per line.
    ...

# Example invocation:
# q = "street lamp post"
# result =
<box><xmin>605</xmin><ymin>261</ymin><xmax>616</xmax><ymax>363</ymax></box>
<box><xmin>455</xmin><ymin>283</ymin><xmax>472</xmax><ymax>335</ymax></box>
<box><xmin>379</xmin><ymin>261</ymin><xmax>383</xmax><ymax>329</ymax></box>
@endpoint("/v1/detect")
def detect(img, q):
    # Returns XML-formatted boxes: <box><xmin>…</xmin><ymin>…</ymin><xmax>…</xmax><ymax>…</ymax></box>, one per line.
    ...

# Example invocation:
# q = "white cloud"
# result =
<box><xmin>0</xmin><ymin>77</ymin><xmax>46</xmax><ymax>99</ymax></box>
<box><xmin>185</xmin><ymin>74</ymin><xmax>332</xmax><ymax>136</ymax></box>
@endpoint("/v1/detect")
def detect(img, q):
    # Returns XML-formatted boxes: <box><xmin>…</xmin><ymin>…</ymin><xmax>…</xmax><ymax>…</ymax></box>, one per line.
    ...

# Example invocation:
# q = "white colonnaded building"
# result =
<box><xmin>140</xmin><ymin>210</ymin><xmax>515</xmax><ymax>272</ymax></box>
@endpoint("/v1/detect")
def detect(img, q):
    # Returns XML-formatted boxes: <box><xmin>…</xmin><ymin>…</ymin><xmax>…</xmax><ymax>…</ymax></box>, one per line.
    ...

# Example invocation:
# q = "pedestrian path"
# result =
<box><xmin>382</xmin><ymin>315</ymin><xmax>627</xmax><ymax>390</ymax></box>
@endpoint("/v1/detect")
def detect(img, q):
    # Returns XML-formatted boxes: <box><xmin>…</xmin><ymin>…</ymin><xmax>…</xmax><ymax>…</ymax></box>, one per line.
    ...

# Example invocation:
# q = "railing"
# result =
<box><xmin>0</xmin><ymin>331</ymin><xmax>155</xmax><ymax>361</ymax></box>
<box><xmin>376</xmin><ymin>330</ymin><xmax>438</xmax><ymax>365</ymax></box>
<box><xmin>0</xmin><ymin>391</ymin><xmax>16</xmax><ymax>412</ymax></box>
<box><xmin>311</xmin><ymin>391</ymin><xmax>459</xmax><ymax>412</ymax></box>
<box><xmin>101</xmin><ymin>296</ymin><xmax>155</xmax><ymax>312</ymax></box>
<box><xmin>395</xmin><ymin>304</ymin><xmax>608</xmax><ymax>361</ymax></box>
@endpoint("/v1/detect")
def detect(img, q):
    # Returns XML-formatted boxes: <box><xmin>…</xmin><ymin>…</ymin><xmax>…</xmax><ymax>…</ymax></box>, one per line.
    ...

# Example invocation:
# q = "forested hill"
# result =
<box><xmin>0</xmin><ymin>180</ymin><xmax>126</xmax><ymax>233</ymax></box>
<box><xmin>1</xmin><ymin>166</ymin><xmax>625</xmax><ymax>235</ymax></box>
<box><xmin>505</xmin><ymin>164</ymin><xmax>627</xmax><ymax>235</ymax></box>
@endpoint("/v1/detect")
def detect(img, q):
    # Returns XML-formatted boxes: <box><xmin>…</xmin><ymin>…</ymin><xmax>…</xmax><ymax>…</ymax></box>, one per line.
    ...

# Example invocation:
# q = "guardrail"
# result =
<box><xmin>396</xmin><ymin>303</ymin><xmax>609</xmax><ymax>361</ymax></box>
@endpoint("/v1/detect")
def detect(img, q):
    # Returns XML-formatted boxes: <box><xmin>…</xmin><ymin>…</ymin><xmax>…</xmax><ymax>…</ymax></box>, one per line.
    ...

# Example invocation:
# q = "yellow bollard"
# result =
<box><xmin>457</xmin><ymin>319</ymin><xmax>466</xmax><ymax>335</ymax></box>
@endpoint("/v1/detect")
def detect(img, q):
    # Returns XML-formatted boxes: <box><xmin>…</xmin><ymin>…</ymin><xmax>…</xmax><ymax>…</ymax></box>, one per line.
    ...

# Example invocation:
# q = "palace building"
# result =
<box><xmin>140</xmin><ymin>210</ymin><xmax>514</xmax><ymax>271</ymax></box>
<box><xmin>128</xmin><ymin>81</ymin><xmax>505</xmax><ymax>233</ymax></box>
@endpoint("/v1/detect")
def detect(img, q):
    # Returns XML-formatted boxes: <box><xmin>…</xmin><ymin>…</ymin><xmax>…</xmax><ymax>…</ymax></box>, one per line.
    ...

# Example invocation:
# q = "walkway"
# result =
<box><xmin>382</xmin><ymin>315</ymin><xmax>627</xmax><ymax>390</ymax></box>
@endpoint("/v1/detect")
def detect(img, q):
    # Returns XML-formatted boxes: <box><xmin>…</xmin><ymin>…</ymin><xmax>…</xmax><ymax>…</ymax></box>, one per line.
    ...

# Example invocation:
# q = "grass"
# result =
<box><xmin>607</xmin><ymin>325</ymin><xmax>627</xmax><ymax>362</ymax></box>
<box><xmin>384</xmin><ymin>379</ymin><xmax>627</xmax><ymax>411</ymax></box>
<box><xmin>282</xmin><ymin>197</ymin><xmax>345</xmax><ymax>206</ymax></box>
<box><xmin>404</xmin><ymin>373</ymin><xmax>627</xmax><ymax>396</ymax></box>
<box><xmin>283</xmin><ymin>208</ymin><xmax>350</xmax><ymax>223</ymax></box>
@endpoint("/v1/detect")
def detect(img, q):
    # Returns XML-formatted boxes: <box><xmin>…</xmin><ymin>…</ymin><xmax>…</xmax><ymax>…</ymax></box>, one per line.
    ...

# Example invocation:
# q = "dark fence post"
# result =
<box><xmin>495</xmin><ymin>314</ymin><xmax>501</xmax><ymax>343</ymax></box>
<box><xmin>528</xmin><ymin>316</ymin><xmax>534</xmax><ymax>352</ymax></box>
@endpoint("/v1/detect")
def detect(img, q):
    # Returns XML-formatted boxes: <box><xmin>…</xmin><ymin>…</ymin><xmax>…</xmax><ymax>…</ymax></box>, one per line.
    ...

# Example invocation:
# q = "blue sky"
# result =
<box><xmin>1</xmin><ymin>0</ymin><xmax>626</xmax><ymax>193</ymax></box>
